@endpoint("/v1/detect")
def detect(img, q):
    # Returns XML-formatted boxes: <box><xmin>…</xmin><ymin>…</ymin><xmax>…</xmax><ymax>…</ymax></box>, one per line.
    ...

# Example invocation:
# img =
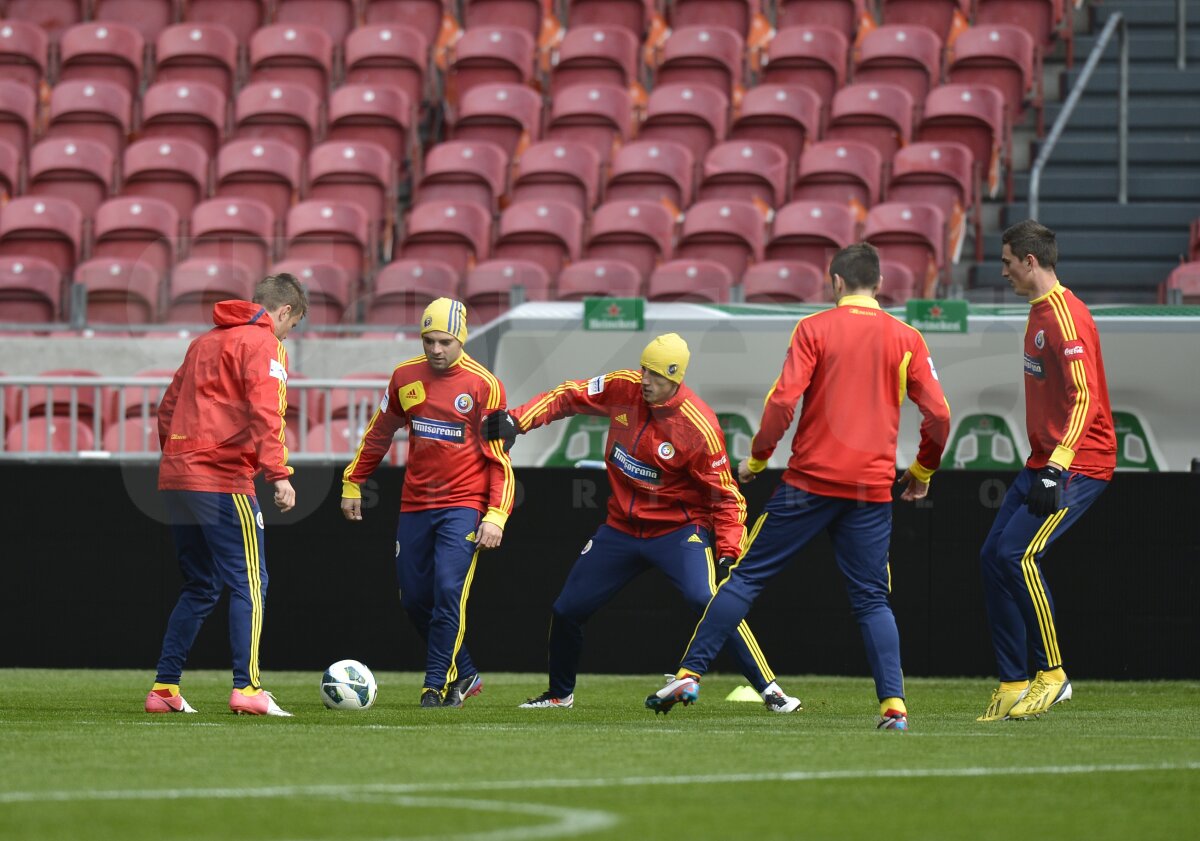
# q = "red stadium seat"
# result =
<box><xmin>511</xmin><ymin>141</ymin><xmax>602</xmax><ymax>218</ymax></box>
<box><xmin>879</xmin><ymin>0</ymin><xmax>970</xmax><ymax>44</ymax></box>
<box><xmin>583</xmin><ymin>200</ymin><xmax>676</xmax><ymax>281</ymax></box>
<box><xmin>364</xmin><ymin>0</ymin><xmax>448</xmax><ymax>50</ymax></box>
<box><xmin>104</xmin><ymin>368</ymin><xmax>175</xmax><ymax>425</ymax></box>
<box><xmin>0</xmin><ymin>256</ymin><xmax>62</xmax><ymax>323</ymax></box>
<box><xmin>93</xmin><ymin>196</ymin><xmax>180</xmax><ymax>278</ymax></box>
<box><xmin>416</xmin><ymin>140</ymin><xmax>509</xmax><ymax>212</ymax></box>
<box><xmin>743</xmin><ymin>260</ymin><xmax>829</xmax><ymax>303</ymax></box>
<box><xmin>888</xmin><ymin>140</ymin><xmax>975</xmax><ymax>262</ymax></box>
<box><xmin>3</xmin><ymin>0</ymin><xmax>85</xmax><ymax>43</ymax></box>
<box><xmin>0</xmin><ymin>140</ymin><xmax>21</xmax><ymax>201</ymax></box>
<box><xmin>399</xmin><ymin>200</ymin><xmax>492</xmax><ymax>277</ymax></box>
<box><xmin>0</xmin><ymin>81</ymin><xmax>37</xmax><ymax>159</ymax></box>
<box><xmin>948</xmin><ymin>24</ymin><xmax>1040</xmax><ymax>133</ymax></box>
<box><xmin>826</xmin><ymin>82</ymin><xmax>914</xmax><ymax>162</ymax></box>
<box><xmin>366</xmin><ymin>258</ymin><xmax>459</xmax><ymax>326</ymax></box>
<box><xmin>308</xmin><ymin>370</ymin><xmax>392</xmax><ymax>425</ymax></box>
<box><xmin>305</xmin><ymin>419</ymin><xmax>404</xmax><ymax>460</ymax></box>
<box><xmin>793</xmin><ymin>139</ymin><xmax>883</xmax><ymax>218</ymax></box>
<box><xmin>555</xmin><ymin>258</ymin><xmax>642</xmax><ymax>300</ymax></box>
<box><xmin>546</xmin><ymin>84</ymin><xmax>634</xmax><ymax>165</ymax></box>
<box><xmin>0</xmin><ymin>20</ymin><xmax>49</xmax><ymax>91</ymax></box>
<box><xmin>449</xmin><ymin>83</ymin><xmax>543</xmax><ymax>159</ymax></box>
<box><xmin>655</xmin><ymin>26</ymin><xmax>745</xmax><ymax>100</ymax></box>
<box><xmin>46</xmin><ymin>80</ymin><xmax>132</xmax><ymax>160</ymax></box>
<box><xmin>93</xmin><ymin>0</ymin><xmax>173</xmax><ymax>42</ymax></box>
<box><xmin>121</xmin><ymin>138</ymin><xmax>211</xmax><ymax>220</ymax></box>
<box><xmin>448</xmin><ymin>26</ymin><xmax>535</xmax><ymax>105</ymax></box>
<box><xmin>154</xmin><ymin>23</ymin><xmax>240</xmax><ymax>98</ymax></box>
<box><xmin>976</xmin><ymin>0</ymin><xmax>1067</xmax><ymax>57</ymax></box>
<box><xmin>6</xmin><ymin>417</ymin><xmax>96</xmax><ymax>453</ymax></box>
<box><xmin>74</xmin><ymin>257</ymin><xmax>160</xmax><ymax>324</ymax></box>
<box><xmin>183</xmin><ymin>0</ymin><xmax>267</xmax><ymax>46</ymax></box>
<box><xmin>270</xmin><ymin>259</ymin><xmax>355</xmax><ymax>328</ymax></box>
<box><xmin>863</xmin><ymin>201</ymin><xmax>947</xmax><ymax>297</ymax></box>
<box><xmin>551</xmin><ymin>26</ymin><xmax>640</xmax><ymax>97</ymax></box>
<box><xmin>276</xmin><ymin>0</ymin><xmax>356</xmax><ymax>44</ymax></box>
<box><xmin>344</xmin><ymin>25</ymin><xmax>429</xmax><ymax>114</ymax></box>
<box><xmin>670</xmin><ymin>0</ymin><xmax>759</xmax><ymax>40</ymax></box>
<box><xmin>28</xmin><ymin>138</ymin><xmax>115</xmax><ymax>218</ymax></box>
<box><xmin>0</xmin><ymin>197</ymin><xmax>83</xmax><ymax>279</ymax></box>
<box><xmin>327</xmin><ymin>84</ymin><xmax>413</xmax><ymax>169</ymax></box>
<box><xmin>567</xmin><ymin>0</ymin><xmax>654</xmax><ymax>40</ymax></box>
<box><xmin>215</xmin><ymin>138</ymin><xmax>302</xmax><ymax>222</ymax></box>
<box><xmin>674</xmin><ymin>200</ymin><xmax>764</xmax><ymax>280</ymax></box>
<box><xmin>918</xmin><ymin>83</ymin><xmax>1010</xmax><ymax>199</ymax></box>
<box><xmin>1165</xmin><ymin>261</ymin><xmax>1200</xmax><ymax>305</ymax></box>
<box><xmin>463</xmin><ymin>258</ymin><xmax>553</xmax><ymax>324</ymax></box>
<box><xmin>308</xmin><ymin>141</ymin><xmax>396</xmax><ymax>241</ymax></box>
<box><xmin>248</xmin><ymin>24</ymin><xmax>334</xmax><ymax>98</ymax></box>
<box><xmin>235</xmin><ymin>81</ymin><xmax>322</xmax><ymax>159</ymax></box>
<box><xmin>284</xmin><ymin>200</ymin><xmax>372</xmax><ymax>279</ymax></box>
<box><xmin>189</xmin><ymin>197</ymin><xmax>275</xmax><ymax>280</ymax></box>
<box><xmin>140</xmin><ymin>80</ymin><xmax>228</xmax><ymax>159</ymax></box>
<box><xmin>605</xmin><ymin>140</ymin><xmax>694</xmax><ymax>212</ymax></box>
<box><xmin>699</xmin><ymin>140</ymin><xmax>790</xmax><ymax>208</ymax></box>
<box><xmin>20</xmin><ymin>369</ymin><xmax>101</xmax><ymax>421</ymax></box>
<box><xmin>102</xmin><ymin>416</ymin><xmax>161</xmax><ymax>453</ymax></box>
<box><xmin>648</xmin><ymin>258</ymin><xmax>736</xmax><ymax>303</ymax></box>
<box><xmin>729</xmin><ymin>84</ymin><xmax>821</xmax><ymax>163</ymax></box>
<box><xmin>58</xmin><ymin>21</ymin><xmax>145</xmax><ymax>96</ymax></box>
<box><xmin>492</xmin><ymin>200</ymin><xmax>583</xmax><ymax>279</ymax></box>
<box><xmin>776</xmin><ymin>0</ymin><xmax>868</xmax><ymax>40</ymax></box>
<box><xmin>853</xmin><ymin>24</ymin><xmax>944</xmax><ymax>106</ymax></box>
<box><xmin>761</xmin><ymin>25</ymin><xmax>849</xmax><ymax>107</ymax></box>
<box><xmin>165</xmin><ymin>258</ymin><xmax>256</xmax><ymax>323</ymax></box>
<box><xmin>464</xmin><ymin>0</ymin><xmax>544</xmax><ymax>42</ymax></box>
<box><xmin>639</xmin><ymin>84</ymin><xmax>730</xmax><ymax>165</ymax></box>
<box><xmin>766</xmin><ymin>200</ymin><xmax>858</xmax><ymax>266</ymax></box>
<box><xmin>877</xmin><ymin>258</ymin><xmax>919</xmax><ymax>305</ymax></box>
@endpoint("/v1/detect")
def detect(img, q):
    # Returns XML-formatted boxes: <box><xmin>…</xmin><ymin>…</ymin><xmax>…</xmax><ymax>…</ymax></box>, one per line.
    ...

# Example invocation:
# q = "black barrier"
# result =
<box><xmin>2</xmin><ymin>465</ymin><xmax>1197</xmax><ymax>680</ymax></box>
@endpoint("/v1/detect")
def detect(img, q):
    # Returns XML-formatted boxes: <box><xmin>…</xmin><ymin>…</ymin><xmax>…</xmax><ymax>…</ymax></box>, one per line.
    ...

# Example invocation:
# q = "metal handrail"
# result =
<box><xmin>1029</xmin><ymin>11</ymin><xmax>1128</xmax><ymax>221</ymax></box>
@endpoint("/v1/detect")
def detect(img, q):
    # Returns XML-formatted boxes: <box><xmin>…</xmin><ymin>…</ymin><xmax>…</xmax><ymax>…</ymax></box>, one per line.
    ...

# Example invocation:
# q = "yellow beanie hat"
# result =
<box><xmin>420</xmin><ymin>297</ymin><xmax>468</xmax><ymax>344</ymax></box>
<box><xmin>640</xmin><ymin>333</ymin><xmax>690</xmax><ymax>384</ymax></box>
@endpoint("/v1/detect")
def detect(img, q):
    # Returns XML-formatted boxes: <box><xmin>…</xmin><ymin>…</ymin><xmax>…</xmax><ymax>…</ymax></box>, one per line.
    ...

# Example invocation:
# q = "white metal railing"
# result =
<box><xmin>0</xmin><ymin>375</ymin><xmax>395</xmax><ymax>462</ymax></box>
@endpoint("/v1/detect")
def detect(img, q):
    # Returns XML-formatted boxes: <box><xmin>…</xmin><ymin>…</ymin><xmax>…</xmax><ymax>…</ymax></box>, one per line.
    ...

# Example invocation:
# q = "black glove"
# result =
<box><xmin>717</xmin><ymin>556</ymin><xmax>737</xmax><ymax>570</ymax></box>
<box><xmin>481</xmin><ymin>410</ymin><xmax>519</xmax><ymax>452</ymax></box>
<box><xmin>1025</xmin><ymin>465</ymin><xmax>1063</xmax><ymax>517</ymax></box>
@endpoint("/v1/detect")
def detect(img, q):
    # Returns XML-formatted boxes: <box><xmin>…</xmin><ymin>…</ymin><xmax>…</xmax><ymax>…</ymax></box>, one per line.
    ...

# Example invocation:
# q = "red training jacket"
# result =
<box><xmin>751</xmin><ymin>295</ymin><xmax>951</xmax><ymax>503</ymax></box>
<box><xmin>342</xmin><ymin>353</ymin><xmax>515</xmax><ymax>529</ymax></box>
<box><xmin>1023</xmin><ymin>283</ymin><xmax>1116</xmax><ymax>480</ymax></box>
<box><xmin>158</xmin><ymin>300</ymin><xmax>292</xmax><ymax>494</ymax></box>
<box><xmin>512</xmin><ymin>372</ymin><xmax>748</xmax><ymax>559</ymax></box>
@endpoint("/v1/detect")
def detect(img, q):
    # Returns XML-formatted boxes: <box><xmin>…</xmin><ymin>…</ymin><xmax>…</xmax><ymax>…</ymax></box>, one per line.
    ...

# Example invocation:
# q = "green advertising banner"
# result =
<box><xmin>716</xmin><ymin>412</ymin><xmax>755</xmax><ymax>462</ymax></box>
<box><xmin>583</xmin><ymin>297</ymin><xmax>645</xmax><ymax>331</ymax></box>
<box><xmin>1113</xmin><ymin>410</ymin><xmax>1160</xmax><ymax>471</ymax></box>
<box><xmin>540</xmin><ymin>414</ymin><xmax>612</xmax><ymax>466</ymax></box>
<box><xmin>905</xmin><ymin>299</ymin><xmax>968</xmax><ymax>333</ymax></box>
<box><xmin>948</xmin><ymin>413</ymin><xmax>1023</xmax><ymax>470</ymax></box>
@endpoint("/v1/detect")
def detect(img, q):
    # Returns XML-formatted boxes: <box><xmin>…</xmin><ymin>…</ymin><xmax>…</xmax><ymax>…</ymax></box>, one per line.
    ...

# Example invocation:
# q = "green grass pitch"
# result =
<box><xmin>2</xmin><ymin>670</ymin><xmax>1198</xmax><ymax>841</ymax></box>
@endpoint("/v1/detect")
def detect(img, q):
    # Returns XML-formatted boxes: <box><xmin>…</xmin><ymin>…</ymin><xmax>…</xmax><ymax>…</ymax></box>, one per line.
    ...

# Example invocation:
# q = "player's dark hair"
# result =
<box><xmin>253</xmin><ymin>272</ymin><xmax>309</xmax><ymax>316</ymax></box>
<box><xmin>1002</xmin><ymin>219</ymin><xmax>1058</xmax><ymax>269</ymax></box>
<box><xmin>829</xmin><ymin>242</ymin><xmax>881</xmax><ymax>290</ymax></box>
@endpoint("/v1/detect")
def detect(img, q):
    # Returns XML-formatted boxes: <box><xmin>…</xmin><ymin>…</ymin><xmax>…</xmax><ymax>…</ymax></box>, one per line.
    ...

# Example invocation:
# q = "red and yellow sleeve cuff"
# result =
<box><xmin>341</xmin><ymin>480</ymin><xmax>362</xmax><ymax>499</ymax></box>
<box><xmin>1050</xmin><ymin>444</ymin><xmax>1075</xmax><ymax>470</ymax></box>
<box><xmin>482</xmin><ymin>508</ymin><xmax>509</xmax><ymax>530</ymax></box>
<box><xmin>907</xmin><ymin>459</ymin><xmax>935</xmax><ymax>484</ymax></box>
<box><xmin>746</xmin><ymin>456</ymin><xmax>769</xmax><ymax>474</ymax></box>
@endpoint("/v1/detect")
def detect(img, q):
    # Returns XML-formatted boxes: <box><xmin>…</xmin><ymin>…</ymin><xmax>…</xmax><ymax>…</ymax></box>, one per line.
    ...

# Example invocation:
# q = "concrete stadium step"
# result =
<box><xmin>1072</xmin><ymin>30</ymin><xmax>1200</xmax><ymax>61</ymax></box>
<box><xmin>1012</xmin><ymin>170</ymin><xmax>1200</xmax><ymax>201</ymax></box>
<box><xmin>1031</xmin><ymin>137</ymin><xmax>1200</xmax><ymax>166</ymax></box>
<box><xmin>978</xmin><ymin>230</ymin><xmax>1191</xmax><ymax>262</ymax></box>
<box><xmin>1042</xmin><ymin>99</ymin><xmax>1200</xmax><ymax>130</ymax></box>
<box><xmin>1091</xmin><ymin>1</ymin><xmax>1200</xmax><ymax>29</ymax></box>
<box><xmin>1001</xmin><ymin>202</ymin><xmax>1200</xmax><ymax>230</ymax></box>
<box><xmin>1061</xmin><ymin>67</ymin><xmax>1200</xmax><ymax>98</ymax></box>
<box><xmin>968</xmin><ymin>260</ymin><xmax>1176</xmax><ymax>302</ymax></box>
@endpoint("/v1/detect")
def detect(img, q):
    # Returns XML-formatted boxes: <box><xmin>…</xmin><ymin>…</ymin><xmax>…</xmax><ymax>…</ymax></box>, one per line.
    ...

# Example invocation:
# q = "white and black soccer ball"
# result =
<box><xmin>321</xmin><ymin>659</ymin><xmax>378</xmax><ymax>710</ymax></box>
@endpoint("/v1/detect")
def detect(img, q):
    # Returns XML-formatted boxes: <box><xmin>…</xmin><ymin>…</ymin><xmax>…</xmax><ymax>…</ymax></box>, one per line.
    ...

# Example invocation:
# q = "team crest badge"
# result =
<box><xmin>1034</xmin><ymin>329</ymin><xmax>1045</xmax><ymax>349</ymax></box>
<box><xmin>668</xmin><ymin>364</ymin><xmax>679</xmax><ymax>376</ymax></box>
<box><xmin>455</xmin><ymin>393</ymin><xmax>474</xmax><ymax>413</ymax></box>
<box><xmin>658</xmin><ymin>442</ymin><xmax>675</xmax><ymax>460</ymax></box>
<box><xmin>423</xmin><ymin>315</ymin><xmax>433</xmax><ymax>328</ymax></box>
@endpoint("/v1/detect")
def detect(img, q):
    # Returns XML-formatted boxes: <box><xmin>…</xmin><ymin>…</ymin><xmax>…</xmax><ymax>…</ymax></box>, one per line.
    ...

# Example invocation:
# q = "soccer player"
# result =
<box><xmin>482</xmin><ymin>333</ymin><xmax>802</xmax><ymax>713</ymax></box>
<box><xmin>646</xmin><ymin>243</ymin><xmax>951</xmax><ymax>730</ymax></box>
<box><xmin>341</xmin><ymin>298</ymin><xmax>515</xmax><ymax>708</ymax></box>
<box><xmin>977</xmin><ymin>220</ymin><xmax>1116</xmax><ymax>721</ymax></box>
<box><xmin>146</xmin><ymin>273</ymin><xmax>307</xmax><ymax>717</ymax></box>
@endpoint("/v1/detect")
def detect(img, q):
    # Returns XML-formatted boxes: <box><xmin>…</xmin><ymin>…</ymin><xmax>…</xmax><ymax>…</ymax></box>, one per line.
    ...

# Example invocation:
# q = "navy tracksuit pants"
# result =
<box><xmin>396</xmin><ymin>507</ymin><xmax>481</xmax><ymax>694</ymax></box>
<box><xmin>680</xmin><ymin>482</ymin><xmax>904</xmax><ymax>701</ymax></box>
<box><xmin>981</xmin><ymin>467</ymin><xmax>1108</xmax><ymax>681</ymax></box>
<box><xmin>155</xmin><ymin>490</ymin><xmax>267</xmax><ymax>690</ymax></box>
<box><xmin>547</xmin><ymin>523</ymin><xmax>778</xmax><ymax>698</ymax></box>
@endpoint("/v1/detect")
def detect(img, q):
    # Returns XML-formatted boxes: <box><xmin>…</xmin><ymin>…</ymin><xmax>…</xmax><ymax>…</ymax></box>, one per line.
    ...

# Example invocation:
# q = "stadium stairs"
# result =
<box><xmin>968</xmin><ymin>0</ymin><xmax>1200</xmax><ymax>303</ymax></box>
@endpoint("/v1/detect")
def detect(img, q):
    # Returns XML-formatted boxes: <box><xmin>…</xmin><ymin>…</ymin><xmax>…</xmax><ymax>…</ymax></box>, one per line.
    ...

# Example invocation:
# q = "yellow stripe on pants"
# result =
<box><xmin>1020</xmin><ymin>508</ymin><xmax>1069</xmax><ymax>669</ymax></box>
<box><xmin>233</xmin><ymin>494</ymin><xmax>264</xmax><ymax>689</ymax></box>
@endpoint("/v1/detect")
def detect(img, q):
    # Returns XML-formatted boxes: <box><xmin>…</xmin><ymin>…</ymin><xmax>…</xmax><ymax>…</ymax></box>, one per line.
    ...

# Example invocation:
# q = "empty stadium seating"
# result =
<box><xmin>121</xmin><ymin>138</ymin><xmax>211</xmax><ymax>220</ymax></box>
<box><xmin>0</xmin><ymin>256</ymin><xmax>62</xmax><ymax>323</ymax></box>
<box><xmin>92</xmin><ymin>196</ymin><xmax>179</xmax><ymax>280</ymax></box>
<box><xmin>511</xmin><ymin>141</ymin><xmax>602</xmax><ymax>217</ymax></box>
<box><xmin>0</xmin><ymin>20</ymin><xmax>49</xmax><ymax>92</ymax></box>
<box><xmin>154</xmin><ymin>23</ymin><xmax>239</xmax><ymax>97</ymax></box>
<box><xmin>28</xmin><ymin>138</ymin><xmax>114</xmax><ymax>218</ymax></box>
<box><xmin>584</xmin><ymin>200</ymin><xmax>676</xmax><ymax>281</ymax></box>
<box><xmin>742</xmin><ymin>260</ymin><xmax>829</xmax><ymax>303</ymax></box>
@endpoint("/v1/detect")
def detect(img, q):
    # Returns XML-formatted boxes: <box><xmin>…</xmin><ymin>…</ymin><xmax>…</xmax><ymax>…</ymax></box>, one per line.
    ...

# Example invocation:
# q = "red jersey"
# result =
<box><xmin>1023</xmin><ymin>283</ymin><xmax>1116</xmax><ymax>480</ymax></box>
<box><xmin>158</xmin><ymin>300</ymin><xmax>292</xmax><ymax>494</ymax></box>
<box><xmin>751</xmin><ymin>295</ymin><xmax>951</xmax><ymax>503</ymax></box>
<box><xmin>512</xmin><ymin>372</ymin><xmax>748</xmax><ymax>558</ymax></box>
<box><xmin>342</xmin><ymin>353</ymin><xmax>515</xmax><ymax>528</ymax></box>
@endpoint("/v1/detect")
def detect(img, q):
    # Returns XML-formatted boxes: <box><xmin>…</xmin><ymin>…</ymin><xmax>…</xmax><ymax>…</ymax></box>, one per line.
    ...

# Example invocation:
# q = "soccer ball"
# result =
<box><xmin>321</xmin><ymin>659</ymin><xmax>378</xmax><ymax>710</ymax></box>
